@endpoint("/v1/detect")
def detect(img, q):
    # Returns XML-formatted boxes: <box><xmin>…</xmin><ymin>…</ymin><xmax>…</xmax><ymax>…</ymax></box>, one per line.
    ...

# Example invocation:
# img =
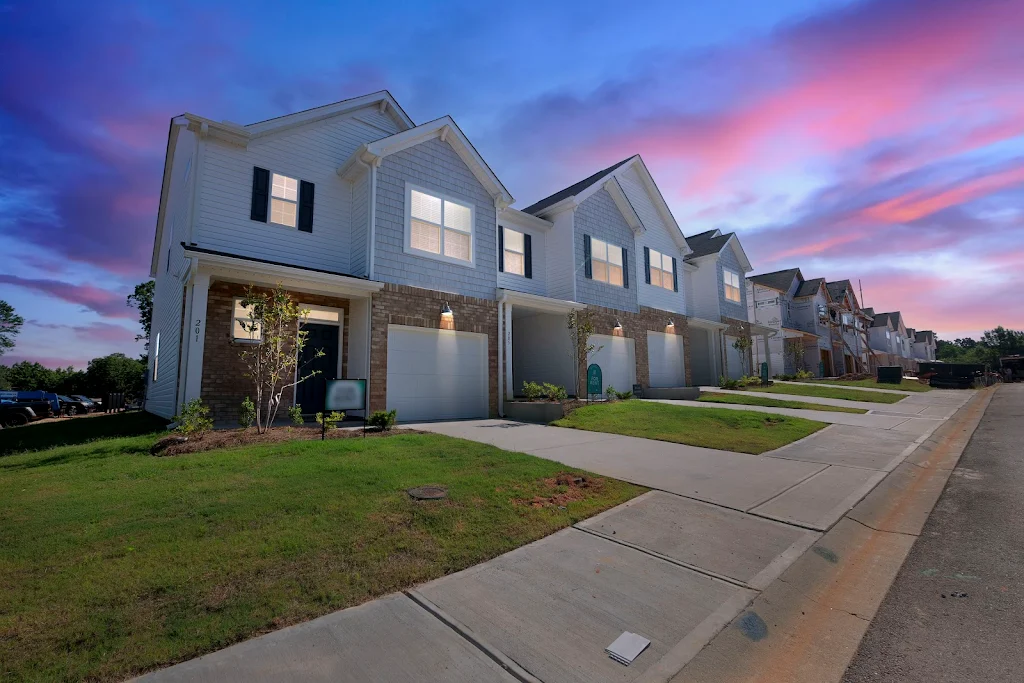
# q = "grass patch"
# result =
<box><xmin>698</xmin><ymin>392</ymin><xmax>869</xmax><ymax>414</ymax></box>
<box><xmin>551</xmin><ymin>400</ymin><xmax>825</xmax><ymax>454</ymax></box>
<box><xmin>0</xmin><ymin>411</ymin><xmax>169</xmax><ymax>456</ymax></box>
<box><xmin>0</xmin><ymin>432</ymin><xmax>641</xmax><ymax>681</ymax></box>
<box><xmin>805</xmin><ymin>377</ymin><xmax>932</xmax><ymax>393</ymax></box>
<box><xmin>748</xmin><ymin>383</ymin><xmax>906</xmax><ymax>404</ymax></box>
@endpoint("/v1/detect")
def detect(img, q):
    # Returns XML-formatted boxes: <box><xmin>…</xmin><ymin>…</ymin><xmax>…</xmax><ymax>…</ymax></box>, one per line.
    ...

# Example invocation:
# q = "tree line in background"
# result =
<box><xmin>936</xmin><ymin>327</ymin><xmax>1024</xmax><ymax>366</ymax></box>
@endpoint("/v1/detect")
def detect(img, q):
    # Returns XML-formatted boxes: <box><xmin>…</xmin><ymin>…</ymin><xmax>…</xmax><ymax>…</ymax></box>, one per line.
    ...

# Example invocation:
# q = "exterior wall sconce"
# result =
<box><xmin>440</xmin><ymin>301</ymin><xmax>455</xmax><ymax>330</ymax></box>
<box><xmin>613</xmin><ymin>319</ymin><xmax>623</xmax><ymax>336</ymax></box>
<box><xmin>667</xmin><ymin>319</ymin><xmax>675</xmax><ymax>328</ymax></box>
<box><xmin>614</xmin><ymin>320</ymin><xmax>622</xmax><ymax>330</ymax></box>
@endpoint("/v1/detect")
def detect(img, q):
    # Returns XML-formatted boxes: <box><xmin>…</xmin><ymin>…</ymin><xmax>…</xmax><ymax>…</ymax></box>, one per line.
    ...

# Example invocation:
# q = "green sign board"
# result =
<box><xmin>760</xmin><ymin>362</ymin><xmax>769</xmax><ymax>386</ymax></box>
<box><xmin>587</xmin><ymin>364</ymin><xmax>603</xmax><ymax>396</ymax></box>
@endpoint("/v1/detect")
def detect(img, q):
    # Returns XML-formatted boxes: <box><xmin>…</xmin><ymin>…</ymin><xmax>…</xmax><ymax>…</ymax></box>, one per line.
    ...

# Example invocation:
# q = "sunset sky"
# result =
<box><xmin>1</xmin><ymin>0</ymin><xmax>1022</xmax><ymax>368</ymax></box>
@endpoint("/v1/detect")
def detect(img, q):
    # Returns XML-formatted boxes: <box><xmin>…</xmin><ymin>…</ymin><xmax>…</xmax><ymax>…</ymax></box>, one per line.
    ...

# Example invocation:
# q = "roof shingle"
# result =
<box><xmin>748</xmin><ymin>268</ymin><xmax>801</xmax><ymax>292</ymax></box>
<box><xmin>523</xmin><ymin>157</ymin><xmax>633</xmax><ymax>215</ymax></box>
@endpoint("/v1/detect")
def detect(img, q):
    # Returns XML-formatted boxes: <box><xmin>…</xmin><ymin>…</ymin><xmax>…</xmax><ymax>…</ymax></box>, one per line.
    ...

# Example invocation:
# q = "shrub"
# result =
<box><xmin>173</xmin><ymin>398</ymin><xmax>213</xmax><ymax>437</ymax></box>
<box><xmin>238</xmin><ymin>397</ymin><xmax>256</xmax><ymax>428</ymax></box>
<box><xmin>522</xmin><ymin>381</ymin><xmax>544</xmax><ymax>401</ymax></box>
<box><xmin>315</xmin><ymin>411</ymin><xmax>345</xmax><ymax>429</ymax></box>
<box><xmin>606</xmin><ymin>385</ymin><xmax>633</xmax><ymax>400</ymax></box>
<box><xmin>288</xmin><ymin>405</ymin><xmax>304</xmax><ymax>426</ymax></box>
<box><xmin>739</xmin><ymin>375</ymin><xmax>762</xmax><ymax>387</ymax></box>
<box><xmin>368</xmin><ymin>409</ymin><xmax>397</xmax><ymax>431</ymax></box>
<box><xmin>718</xmin><ymin>376</ymin><xmax>741</xmax><ymax>390</ymax></box>
<box><xmin>542</xmin><ymin>383</ymin><xmax>568</xmax><ymax>402</ymax></box>
<box><xmin>795</xmin><ymin>369</ymin><xmax>814</xmax><ymax>379</ymax></box>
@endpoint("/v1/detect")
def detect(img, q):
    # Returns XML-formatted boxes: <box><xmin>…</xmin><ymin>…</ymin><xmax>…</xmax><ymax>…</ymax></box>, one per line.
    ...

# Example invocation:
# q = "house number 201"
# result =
<box><xmin>194</xmin><ymin>319</ymin><xmax>202</xmax><ymax>342</ymax></box>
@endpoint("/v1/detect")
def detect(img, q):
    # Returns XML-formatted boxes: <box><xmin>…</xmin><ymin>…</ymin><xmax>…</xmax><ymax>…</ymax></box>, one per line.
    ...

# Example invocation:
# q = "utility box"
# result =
<box><xmin>876</xmin><ymin>366</ymin><xmax>904</xmax><ymax>384</ymax></box>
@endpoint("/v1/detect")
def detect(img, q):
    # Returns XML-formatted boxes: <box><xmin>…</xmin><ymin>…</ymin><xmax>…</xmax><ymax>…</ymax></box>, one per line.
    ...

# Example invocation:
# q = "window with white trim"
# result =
<box><xmin>503</xmin><ymin>228</ymin><xmax>525</xmax><ymax>276</ymax></box>
<box><xmin>270</xmin><ymin>172</ymin><xmax>298</xmax><ymax>228</ymax></box>
<box><xmin>723</xmin><ymin>270</ymin><xmax>742</xmax><ymax>303</ymax></box>
<box><xmin>649</xmin><ymin>249</ymin><xmax>674</xmax><ymax>290</ymax></box>
<box><xmin>407</xmin><ymin>185</ymin><xmax>474</xmax><ymax>264</ymax></box>
<box><xmin>591</xmin><ymin>238</ymin><xmax>624</xmax><ymax>287</ymax></box>
<box><xmin>152</xmin><ymin>332</ymin><xmax>160</xmax><ymax>382</ymax></box>
<box><xmin>232</xmin><ymin>298</ymin><xmax>262</xmax><ymax>342</ymax></box>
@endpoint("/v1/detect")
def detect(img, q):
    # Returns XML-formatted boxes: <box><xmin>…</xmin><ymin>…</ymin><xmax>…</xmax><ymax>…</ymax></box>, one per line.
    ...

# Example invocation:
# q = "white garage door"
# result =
<box><xmin>647</xmin><ymin>331</ymin><xmax>686</xmax><ymax>387</ymax></box>
<box><xmin>588</xmin><ymin>335</ymin><xmax>636</xmax><ymax>397</ymax></box>
<box><xmin>386</xmin><ymin>326</ymin><xmax>488</xmax><ymax>422</ymax></box>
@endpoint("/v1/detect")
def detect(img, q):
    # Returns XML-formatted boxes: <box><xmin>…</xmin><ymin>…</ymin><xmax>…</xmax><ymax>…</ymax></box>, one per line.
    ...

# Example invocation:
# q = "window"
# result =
<box><xmin>590</xmin><ymin>237</ymin><xmax>625</xmax><ymax>287</ymax></box>
<box><xmin>723</xmin><ymin>270</ymin><xmax>742</xmax><ymax>303</ymax></box>
<box><xmin>503</xmin><ymin>228</ymin><xmax>526</xmax><ymax>276</ymax></box>
<box><xmin>648</xmin><ymin>249</ymin><xmax>674</xmax><ymax>290</ymax></box>
<box><xmin>407</xmin><ymin>185</ymin><xmax>474</xmax><ymax>265</ymax></box>
<box><xmin>232</xmin><ymin>298</ymin><xmax>262</xmax><ymax>342</ymax></box>
<box><xmin>270</xmin><ymin>172</ymin><xmax>298</xmax><ymax>228</ymax></box>
<box><xmin>152</xmin><ymin>333</ymin><xmax>160</xmax><ymax>382</ymax></box>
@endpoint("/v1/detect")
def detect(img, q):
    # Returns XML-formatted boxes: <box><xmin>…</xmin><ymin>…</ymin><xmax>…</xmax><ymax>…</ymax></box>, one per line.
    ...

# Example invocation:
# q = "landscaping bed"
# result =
<box><xmin>149</xmin><ymin>424</ymin><xmax>412</xmax><ymax>457</ymax></box>
<box><xmin>698</xmin><ymin>392</ymin><xmax>869</xmax><ymax>414</ymax></box>
<box><xmin>551</xmin><ymin>400</ymin><xmax>826</xmax><ymax>454</ymax></box>
<box><xmin>0</xmin><ymin>431</ymin><xmax>642</xmax><ymax>681</ymax></box>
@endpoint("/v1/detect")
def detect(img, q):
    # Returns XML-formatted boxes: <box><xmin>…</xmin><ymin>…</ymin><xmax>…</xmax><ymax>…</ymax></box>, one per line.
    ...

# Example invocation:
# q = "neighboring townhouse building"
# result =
<box><xmin>146</xmin><ymin>92</ymin><xmax>711</xmax><ymax>425</ymax></box>
<box><xmin>866</xmin><ymin>311</ymin><xmax>915</xmax><ymax>371</ymax></box>
<box><xmin>682</xmin><ymin>229</ymin><xmax>773</xmax><ymax>383</ymax></box>
<box><xmin>746</xmin><ymin>268</ymin><xmax>838</xmax><ymax>377</ymax></box>
<box><xmin>912</xmin><ymin>330</ymin><xmax>937</xmax><ymax>362</ymax></box>
<box><xmin>512</xmin><ymin>156</ymin><xmax>696</xmax><ymax>399</ymax></box>
<box><xmin>825</xmin><ymin>280</ymin><xmax>873</xmax><ymax>374</ymax></box>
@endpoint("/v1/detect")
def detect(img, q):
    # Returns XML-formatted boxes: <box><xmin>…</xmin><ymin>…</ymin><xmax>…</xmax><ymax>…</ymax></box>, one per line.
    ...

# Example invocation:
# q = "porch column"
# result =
<box><xmin>347</xmin><ymin>298</ymin><xmax>371</xmax><ymax>417</ymax></box>
<box><xmin>504</xmin><ymin>303</ymin><xmax>514</xmax><ymax>400</ymax></box>
<box><xmin>182</xmin><ymin>271</ymin><xmax>211</xmax><ymax>404</ymax></box>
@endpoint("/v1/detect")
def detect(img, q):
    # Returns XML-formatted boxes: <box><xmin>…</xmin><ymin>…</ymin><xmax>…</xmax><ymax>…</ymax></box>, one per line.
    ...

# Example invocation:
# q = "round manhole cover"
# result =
<box><xmin>407</xmin><ymin>485</ymin><xmax>448</xmax><ymax>500</ymax></box>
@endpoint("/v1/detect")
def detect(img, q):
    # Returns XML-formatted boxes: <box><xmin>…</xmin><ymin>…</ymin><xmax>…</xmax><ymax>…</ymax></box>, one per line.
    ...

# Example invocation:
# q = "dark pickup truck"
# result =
<box><xmin>0</xmin><ymin>400</ymin><xmax>53</xmax><ymax>427</ymax></box>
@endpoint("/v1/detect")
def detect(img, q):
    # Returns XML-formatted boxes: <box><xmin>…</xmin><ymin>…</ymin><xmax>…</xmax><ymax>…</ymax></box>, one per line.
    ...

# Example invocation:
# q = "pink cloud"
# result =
<box><xmin>863</xmin><ymin>166</ymin><xmax>1024</xmax><ymax>223</ymax></box>
<box><xmin>0</xmin><ymin>275</ymin><xmax>134</xmax><ymax>319</ymax></box>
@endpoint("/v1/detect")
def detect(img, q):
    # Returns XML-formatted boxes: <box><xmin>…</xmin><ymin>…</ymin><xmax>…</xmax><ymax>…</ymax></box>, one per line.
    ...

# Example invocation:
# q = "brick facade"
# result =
<box><xmin>369</xmin><ymin>283</ymin><xmax>499</xmax><ymax>416</ymax></box>
<box><xmin>200</xmin><ymin>281</ymin><xmax>351</xmax><ymax>423</ymax></box>
<box><xmin>582</xmin><ymin>303</ymin><xmax>693</xmax><ymax>388</ymax></box>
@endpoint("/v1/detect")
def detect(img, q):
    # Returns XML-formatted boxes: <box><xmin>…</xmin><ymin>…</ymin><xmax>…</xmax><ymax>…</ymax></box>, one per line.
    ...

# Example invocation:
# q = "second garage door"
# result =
<box><xmin>386</xmin><ymin>326</ymin><xmax>488</xmax><ymax>422</ymax></box>
<box><xmin>588</xmin><ymin>335</ymin><xmax>636</xmax><ymax>397</ymax></box>
<box><xmin>647</xmin><ymin>331</ymin><xmax>686</xmax><ymax>387</ymax></box>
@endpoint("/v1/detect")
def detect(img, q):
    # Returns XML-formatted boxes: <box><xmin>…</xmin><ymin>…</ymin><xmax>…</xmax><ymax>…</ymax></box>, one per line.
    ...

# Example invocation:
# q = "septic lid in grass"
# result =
<box><xmin>407</xmin><ymin>485</ymin><xmax>448</xmax><ymax>500</ymax></box>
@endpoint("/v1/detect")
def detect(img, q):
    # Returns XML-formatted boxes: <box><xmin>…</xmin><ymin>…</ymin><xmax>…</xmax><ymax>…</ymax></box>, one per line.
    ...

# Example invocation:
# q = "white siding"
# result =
<box><xmin>497</xmin><ymin>218</ymin><xmax>547</xmax><ymax>297</ymax></box>
<box><xmin>194</xmin><ymin>111</ymin><xmax>391</xmax><ymax>275</ymax></box>
<box><xmin>350</xmin><ymin>169</ymin><xmax>370</xmax><ymax>277</ymax></box>
<box><xmin>618</xmin><ymin>167</ymin><xmax>687</xmax><ymax>315</ymax></box>
<box><xmin>544</xmin><ymin>208</ymin><xmax>576</xmax><ymax>301</ymax></box>
<box><xmin>146</xmin><ymin>128</ymin><xmax>196</xmax><ymax>418</ymax></box>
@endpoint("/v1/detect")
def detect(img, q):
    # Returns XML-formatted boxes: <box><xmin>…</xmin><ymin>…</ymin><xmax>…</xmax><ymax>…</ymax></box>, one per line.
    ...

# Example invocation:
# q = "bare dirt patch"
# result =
<box><xmin>514</xmin><ymin>472</ymin><xmax>606</xmax><ymax>508</ymax></box>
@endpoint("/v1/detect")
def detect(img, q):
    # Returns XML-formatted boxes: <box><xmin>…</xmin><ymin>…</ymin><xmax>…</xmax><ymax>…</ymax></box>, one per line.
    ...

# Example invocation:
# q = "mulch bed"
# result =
<box><xmin>151</xmin><ymin>426</ymin><xmax>414</xmax><ymax>457</ymax></box>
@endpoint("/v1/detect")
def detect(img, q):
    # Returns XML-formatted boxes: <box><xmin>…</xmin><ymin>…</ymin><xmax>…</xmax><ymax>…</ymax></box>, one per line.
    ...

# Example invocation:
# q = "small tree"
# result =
<box><xmin>0</xmin><ymin>300</ymin><xmax>24</xmax><ymax>357</ymax></box>
<box><xmin>732</xmin><ymin>335</ymin><xmax>752</xmax><ymax>376</ymax></box>
<box><xmin>126</xmin><ymin>280</ymin><xmax>155</xmax><ymax>348</ymax></box>
<box><xmin>567</xmin><ymin>310</ymin><xmax>602</xmax><ymax>398</ymax></box>
<box><xmin>237</xmin><ymin>284</ymin><xmax>324</xmax><ymax>433</ymax></box>
<box><xmin>784</xmin><ymin>339</ymin><xmax>805</xmax><ymax>373</ymax></box>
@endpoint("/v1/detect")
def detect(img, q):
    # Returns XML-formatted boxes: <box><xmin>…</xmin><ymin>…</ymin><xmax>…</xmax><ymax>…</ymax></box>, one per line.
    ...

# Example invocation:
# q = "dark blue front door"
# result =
<box><xmin>296</xmin><ymin>323</ymin><xmax>339</xmax><ymax>414</ymax></box>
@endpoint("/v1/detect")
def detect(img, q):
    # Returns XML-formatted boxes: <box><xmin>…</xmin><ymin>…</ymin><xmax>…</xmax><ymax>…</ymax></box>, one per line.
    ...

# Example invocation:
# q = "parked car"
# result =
<box><xmin>70</xmin><ymin>395</ymin><xmax>99</xmax><ymax>410</ymax></box>
<box><xmin>58</xmin><ymin>395</ymin><xmax>94</xmax><ymax>415</ymax></box>
<box><xmin>0</xmin><ymin>400</ymin><xmax>53</xmax><ymax>427</ymax></box>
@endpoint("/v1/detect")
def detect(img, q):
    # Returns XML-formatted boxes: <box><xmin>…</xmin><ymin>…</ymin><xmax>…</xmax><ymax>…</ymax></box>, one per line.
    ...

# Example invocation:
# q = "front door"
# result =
<box><xmin>296</xmin><ymin>323</ymin><xmax>339</xmax><ymax>414</ymax></box>
<box><xmin>820</xmin><ymin>349</ymin><xmax>832</xmax><ymax>377</ymax></box>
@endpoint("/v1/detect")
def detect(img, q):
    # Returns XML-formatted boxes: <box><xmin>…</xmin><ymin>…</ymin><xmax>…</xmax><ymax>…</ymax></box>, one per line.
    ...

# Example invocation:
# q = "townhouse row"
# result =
<box><xmin>144</xmin><ymin>91</ymin><xmax>932</xmax><ymax>424</ymax></box>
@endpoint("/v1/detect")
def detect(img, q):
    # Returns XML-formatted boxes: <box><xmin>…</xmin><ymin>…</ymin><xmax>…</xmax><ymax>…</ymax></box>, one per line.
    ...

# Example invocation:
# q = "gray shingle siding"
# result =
<box><xmin>373</xmin><ymin>137</ymin><xmax>497</xmax><ymax>300</ymax></box>
<box><xmin>574</xmin><ymin>189</ymin><xmax>639</xmax><ymax>312</ymax></box>
<box><xmin>718</xmin><ymin>244</ymin><xmax>747</xmax><ymax>321</ymax></box>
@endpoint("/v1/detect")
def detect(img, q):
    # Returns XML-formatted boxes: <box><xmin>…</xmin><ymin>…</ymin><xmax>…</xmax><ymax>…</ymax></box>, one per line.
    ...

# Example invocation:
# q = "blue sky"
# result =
<box><xmin>1</xmin><ymin>0</ymin><xmax>1021</xmax><ymax>367</ymax></box>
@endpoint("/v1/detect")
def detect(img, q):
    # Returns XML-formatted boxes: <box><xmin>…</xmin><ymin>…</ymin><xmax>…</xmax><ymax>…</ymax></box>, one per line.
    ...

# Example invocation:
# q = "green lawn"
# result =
<box><xmin>0</xmin><ymin>411</ymin><xmax>169</xmax><ymax>456</ymax></box>
<box><xmin>748</xmin><ymin>383</ymin><xmax>906</xmax><ymax>404</ymax></box>
<box><xmin>0</xmin><ymin>432</ymin><xmax>641</xmax><ymax>681</ymax></box>
<box><xmin>551</xmin><ymin>400</ymin><xmax>826</xmax><ymax>454</ymax></box>
<box><xmin>698</xmin><ymin>392</ymin><xmax>869</xmax><ymax>414</ymax></box>
<box><xmin>805</xmin><ymin>377</ymin><xmax>932</xmax><ymax>393</ymax></box>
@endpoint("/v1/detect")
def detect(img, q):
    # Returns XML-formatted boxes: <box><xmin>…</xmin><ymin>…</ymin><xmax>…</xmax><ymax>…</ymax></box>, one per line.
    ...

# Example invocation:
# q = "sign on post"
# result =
<box><xmin>587</xmin><ymin>364</ymin><xmax>602</xmax><ymax>400</ymax></box>
<box><xmin>323</xmin><ymin>379</ymin><xmax>368</xmax><ymax>440</ymax></box>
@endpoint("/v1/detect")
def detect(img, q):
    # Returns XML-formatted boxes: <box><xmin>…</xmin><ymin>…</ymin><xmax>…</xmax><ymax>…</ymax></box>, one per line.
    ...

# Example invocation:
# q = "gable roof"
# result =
<box><xmin>870</xmin><ymin>311</ymin><xmax>902</xmax><ymax>329</ymax></box>
<box><xmin>826</xmin><ymin>280</ymin><xmax>850</xmax><ymax>301</ymax></box>
<box><xmin>749</xmin><ymin>268</ymin><xmax>802</xmax><ymax>293</ymax></box>
<box><xmin>338</xmin><ymin>116</ymin><xmax>513</xmax><ymax>206</ymax></box>
<box><xmin>862</xmin><ymin>307</ymin><xmax>875</xmax><ymax>317</ymax></box>
<box><xmin>684</xmin><ymin>229</ymin><xmax>753</xmax><ymax>271</ymax></box>
<box><xmin>522</xmin><ymin>158</ymin><xmax>632</xmax><ymax>215</ymax></box>
<box><xmin>915</xmin><ymin>330</ymin><xmax>935</xmax><ymax>344</ymax></box>
<box><xmin>795</xmin><ymin>277</ymin><xmax>825</xmax><ymax>298</ymax></box>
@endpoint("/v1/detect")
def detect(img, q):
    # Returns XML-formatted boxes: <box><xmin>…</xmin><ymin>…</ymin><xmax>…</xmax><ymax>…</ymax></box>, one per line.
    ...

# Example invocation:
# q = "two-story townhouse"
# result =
<box><xmin>682</xmin><ymin>230</ymin><xmax>773</xmax><ymax>383</ymax></box>
<box><xmin>147</xmin><ymin>92</ymin><xmax>515</xmax><ymax>424</ymax></box>
<box><xmin>825</xmin><ymin>280</ymin><xmax>873</xmax><ymax>374</ymax></box>
<box><xmin>866</xmin><ymin>311</ymin><xmax>910</xmax><ymax>370</ymax></box>
<box><xmin>746</xmin><ymin>268</ymin><xmax>834</xmax><ymax>376</ymax></box>
<box><xmin>912</xmin><ymin>330</ymin><xmax>937</xmax><ymax>362</ymax></box>
<box><xmin>509</xmin><ymin>156</ymin><xmax>696</xmax><ymax>400</ymax></box>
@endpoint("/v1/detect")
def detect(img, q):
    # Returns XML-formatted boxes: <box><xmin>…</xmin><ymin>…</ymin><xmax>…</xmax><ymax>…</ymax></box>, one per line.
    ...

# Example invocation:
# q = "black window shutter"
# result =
<box><xmin>583</xmin><ymin>235</ymin><xmax>592</xmax><ymax>279</ymax></box>
<box><xmin>672</xmin><ymin>257</ymin><xmax>679</xmax><ymax>292</ymax></box>
<box><xmin>250</xmin><ymin>167</ymin><xmax>269</xmax><ymax>222</ymax></box>
<box><xmin>623</xmin><ymin>248</ymin><xmax>629</xmax><ymax>289</ymax></box>
<box><xmin>298</xmin><ymin>181</ymin><xmax>315</xmax><ymax>232</ymax></box>
<box><xmin>524</xmin><ymin>233</ymin><xmax>533</xmax><ymax>279</ymax></box>
<box><xmin>498</xmin><ymin>226</ymin><xmax>505</xmax><ymax>272</ymax></box>
<box><xmin>643</xmin><ymin>246</ymin><xmax>651</xmax><ymax>284</ymax></box>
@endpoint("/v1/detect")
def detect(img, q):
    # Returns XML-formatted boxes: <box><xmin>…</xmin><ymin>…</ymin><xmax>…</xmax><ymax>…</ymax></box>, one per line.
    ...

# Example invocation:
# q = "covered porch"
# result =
<box><xmin>687</xmin><ymin>317</ymin><xmax>729</xmax><ymax>386</ymax></box>
<box><xmin>178</xmin><ymin>247</ymin><xmax>382</xmax><ymax>423</ymax></box>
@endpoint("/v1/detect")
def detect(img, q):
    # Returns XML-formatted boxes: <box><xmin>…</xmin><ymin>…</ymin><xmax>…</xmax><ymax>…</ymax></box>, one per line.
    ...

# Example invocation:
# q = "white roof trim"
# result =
<box><xmin>687</xmin><ymin>316</ymin><xmax>730</xmax><ymax>330</ymax></box>
<box><xmin>337</xmin><ymin>116</ymin><xmax>513</xmax><ymax>207</ymax></box>
<box><xmin>498</xmin><ymin>289</ymin><xmax>586</xmax><ymax>314</ymax></box>
<box><xmin>244</xmin><ymin>91</ymin><xmax>413</xmax><ymax>136</ymax></box>
<box><xmin>725</xmin><ymin>234</ymin><xmax>753</xmax><ymax>272</ymax></box>
<box><xmin>602</xmin><ymin>178</ymin><xmax>645</xmax><ymax>235</ymax></box>
<box><xmin>499</xmin><ymin>207</ymin><xmax>553</xmax><ymax>232</ymax></box>
<box><xmin>150</xmin><ymin>117</ymin><xmax>188</xmax><ymax>276</ymax></box>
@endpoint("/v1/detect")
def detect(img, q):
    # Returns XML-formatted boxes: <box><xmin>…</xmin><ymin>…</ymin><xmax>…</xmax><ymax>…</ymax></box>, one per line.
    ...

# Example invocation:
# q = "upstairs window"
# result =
<box><xmin>503</xmin><ymin>228</ymin><xmax>526</xmax><ymax>276</ymax></box>
<box><xmin>647</xmin><ymin>249</ymin><xmax>675</xmax><ymax>291</ymax></box>
<box><xmin>723</xmin><ymin>270</ymin><xmax>742</xmax><ymax>303</ymax></box>
<box><xmin>406</xmin><ymin>185</ymin><xmax>474</xmax><ymax>265</ymax></box>
<box><xmin>270</xmin><ymin>173</ymin><xmax>298</xmax><ymax>227</ymax></box>
<box><xmin>232</xmin><ymin>298</ymin><xmax>262</xmax><ymax>342</ymax></box>
<box><xmin>590</xmin><ymin>237</ymin><xmax>625</xmax><ymax>287</ymax></box>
